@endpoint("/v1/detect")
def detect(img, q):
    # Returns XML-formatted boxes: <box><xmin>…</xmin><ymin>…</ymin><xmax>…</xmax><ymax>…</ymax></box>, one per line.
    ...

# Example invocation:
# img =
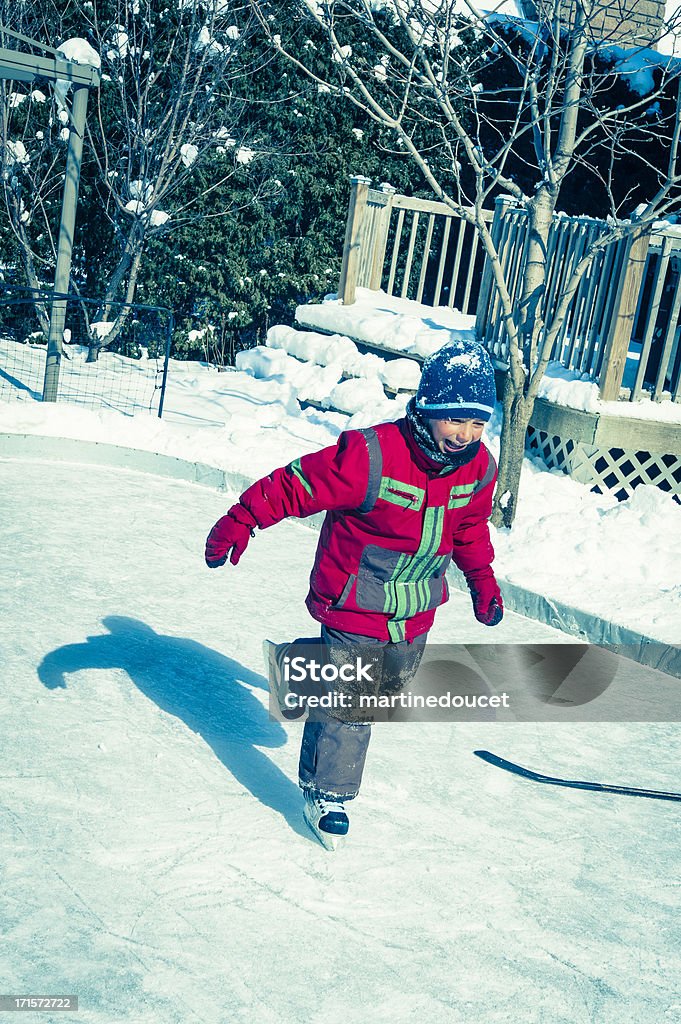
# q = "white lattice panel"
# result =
<box><xmin>526</xmin><ymin>426</ymin><xmax>681</xmax><ymax>502</ymax></box>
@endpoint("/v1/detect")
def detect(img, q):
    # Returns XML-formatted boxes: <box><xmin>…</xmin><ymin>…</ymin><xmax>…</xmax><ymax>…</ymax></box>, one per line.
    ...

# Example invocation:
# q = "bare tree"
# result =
<box><xmin>250</xmin><ymin>0</ymin><xmax>681</xmax><ymax>526</ymax></box>
<box><xmin>1</xmin><ymin>0</ymin><xmax>274</xmax><ymax>359</ymax></box>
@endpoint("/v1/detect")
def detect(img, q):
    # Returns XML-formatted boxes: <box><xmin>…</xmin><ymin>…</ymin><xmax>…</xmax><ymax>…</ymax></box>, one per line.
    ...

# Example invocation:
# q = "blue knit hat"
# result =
<box><xmin>415</xmin><ymin>340</ymin><xmax>496</xmax><ymax>421</ymax></box>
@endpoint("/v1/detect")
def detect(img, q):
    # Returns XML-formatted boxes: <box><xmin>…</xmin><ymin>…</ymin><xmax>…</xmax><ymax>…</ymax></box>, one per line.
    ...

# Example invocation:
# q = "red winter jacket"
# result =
<box><xmin>239</xmin><ymin>417</ymin><xmax>497</xmax><ymax>642</ymax></box>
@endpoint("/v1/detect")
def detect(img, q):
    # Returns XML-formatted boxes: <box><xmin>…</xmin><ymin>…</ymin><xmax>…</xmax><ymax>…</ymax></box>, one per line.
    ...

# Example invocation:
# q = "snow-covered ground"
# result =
<box><xmin>2</xmin><ymin>457</ymin><xmax>680</xmax><ymax>1024</ymax></box>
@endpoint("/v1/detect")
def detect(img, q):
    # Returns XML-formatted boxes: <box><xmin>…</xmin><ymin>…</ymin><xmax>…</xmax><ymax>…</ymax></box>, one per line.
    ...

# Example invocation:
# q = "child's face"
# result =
<box><xmin>427</xmin><ymin>418</ymin><xmax>485</xmax><ymax>454</ymax></box>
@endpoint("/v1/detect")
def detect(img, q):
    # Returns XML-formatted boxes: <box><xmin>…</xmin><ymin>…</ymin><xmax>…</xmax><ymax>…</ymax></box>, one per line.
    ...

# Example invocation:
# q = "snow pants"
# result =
<box><xmin>298</xmin><ymin>625</ymin><xmax>428</xmax><ymax>801</ymax></box>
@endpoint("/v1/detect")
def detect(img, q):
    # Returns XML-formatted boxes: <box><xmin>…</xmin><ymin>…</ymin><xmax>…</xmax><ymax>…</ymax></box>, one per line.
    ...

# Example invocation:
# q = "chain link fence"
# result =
<box><xmin>0</xmin><ymin>289</ymin><xmax>173</xmax><ymax>417</ymax></box>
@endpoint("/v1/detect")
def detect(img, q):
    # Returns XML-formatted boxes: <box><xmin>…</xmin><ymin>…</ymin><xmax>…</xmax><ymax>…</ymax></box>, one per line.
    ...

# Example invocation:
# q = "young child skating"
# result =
<box><xmin>205</xmin><ymin>340</ymin><xmax>503</xmax><ymax>848</ymax></box>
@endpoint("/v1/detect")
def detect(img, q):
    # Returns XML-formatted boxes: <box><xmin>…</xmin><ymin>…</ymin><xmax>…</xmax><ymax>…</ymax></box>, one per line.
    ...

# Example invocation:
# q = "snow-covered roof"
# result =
<box><xmin>485</xmin><ymin>7</ymin><xmax>681</xmax><ymax>95</ymax></box>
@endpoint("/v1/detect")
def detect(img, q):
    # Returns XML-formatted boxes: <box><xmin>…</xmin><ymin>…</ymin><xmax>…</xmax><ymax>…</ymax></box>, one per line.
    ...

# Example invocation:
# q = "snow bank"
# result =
<box><xmin>493</xmin><ymin>445</ymin><xmax>681</xmax><ymax>645</ymax></box>
<box><xmin>236</xmin><ymin>342</ymin><xmax>408</xmax><ymax>421</ymax></box>
<box><xmin>236</xmin><ymin>346</ymin><xmax>342</xmax><ymax>404</ymax></box>
<box><xmin>90</xmin><ymin>321</ymin><xmax>115</xmax><ymax>339</ymax></box>
<box><xmin>266</xmin><ymin>325</ymin><xmax>421</xmax><ymax>391</ymax></box>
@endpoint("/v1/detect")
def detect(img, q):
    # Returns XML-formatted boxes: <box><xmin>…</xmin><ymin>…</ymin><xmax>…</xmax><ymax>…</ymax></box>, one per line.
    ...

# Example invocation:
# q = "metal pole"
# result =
<box><xmin>43</xmin><ymin>83</ymin><xmax>90</xmax><ymax>402</ymax></box>
<box><xmin>157</xmin><ymin>312</ymin><xmax>174</xmax><ymax>419</ymax></box>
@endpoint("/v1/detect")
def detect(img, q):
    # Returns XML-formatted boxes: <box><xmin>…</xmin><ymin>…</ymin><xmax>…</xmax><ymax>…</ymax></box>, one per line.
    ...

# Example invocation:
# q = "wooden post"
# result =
<box><xmin>338</xmin><ymin>175</ymin><xmax>371</xmax><ymax>305</ymax></box>
<box><xmin>369</xmin><ymin>183</ymin><xmax>396</xmax><ymax>291</ymax></box>
<box><xmin>599</xmin><ymin>229</ymin><xmax>651</xmax><ymax>402</ymax></box>
<box><xmin>475</xmin><ymin>196</ymin><xmax>513</xmax><ymax>340</ymax></box>
<box><xmin>43</xmin><ymin>84</ymin><xmax>90</xmax><ymax>402</ymax></box>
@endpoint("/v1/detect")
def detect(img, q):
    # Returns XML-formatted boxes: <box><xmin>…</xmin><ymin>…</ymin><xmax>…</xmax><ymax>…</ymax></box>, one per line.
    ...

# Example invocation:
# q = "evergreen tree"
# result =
<box><xmin>137</xmin><ymin>0</ymin><xmax>477</xmax><ymax>360</ymax></box>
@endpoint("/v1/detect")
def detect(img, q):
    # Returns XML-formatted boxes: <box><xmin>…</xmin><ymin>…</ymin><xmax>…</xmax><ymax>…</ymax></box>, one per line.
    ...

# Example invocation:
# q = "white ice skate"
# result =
<box><xmin>303</xmin><ymin>790</ymin><xmax>350</xmax><ymax>851</ymax></box>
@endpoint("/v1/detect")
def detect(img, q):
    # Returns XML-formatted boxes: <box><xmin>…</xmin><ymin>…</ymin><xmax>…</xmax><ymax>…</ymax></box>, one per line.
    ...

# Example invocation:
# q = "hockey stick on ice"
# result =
<box><xmin>474</xmin><ymin>750</ymin><xmax>681</xmax><ymax>804</ymax></box>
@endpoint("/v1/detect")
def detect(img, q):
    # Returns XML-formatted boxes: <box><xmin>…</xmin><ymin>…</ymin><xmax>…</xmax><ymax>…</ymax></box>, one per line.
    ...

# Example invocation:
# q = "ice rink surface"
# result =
<box><xmin>1</xmin><ymin>457</ymin><xmax>679</xmax><ymax>1024</ymax></box>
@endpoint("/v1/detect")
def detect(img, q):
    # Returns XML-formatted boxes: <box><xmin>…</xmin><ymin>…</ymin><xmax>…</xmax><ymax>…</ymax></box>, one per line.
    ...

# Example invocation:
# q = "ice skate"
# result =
<box><xmin>262</xmin><ymin>639</ymin><xmax>306</xmax><ymax>720</ymax></box>
<box><xmin>302</xmin><ymin>789</ymin><xmax>350</xmax><ymax>851</ymax></box>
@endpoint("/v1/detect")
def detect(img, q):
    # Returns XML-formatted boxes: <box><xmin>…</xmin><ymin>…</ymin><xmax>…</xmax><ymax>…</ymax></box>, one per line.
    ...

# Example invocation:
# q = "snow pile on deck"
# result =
<box><xmin>295</xmin><ymin>287</ymin><xmax>477</xmax><ymax>358</ymax></box>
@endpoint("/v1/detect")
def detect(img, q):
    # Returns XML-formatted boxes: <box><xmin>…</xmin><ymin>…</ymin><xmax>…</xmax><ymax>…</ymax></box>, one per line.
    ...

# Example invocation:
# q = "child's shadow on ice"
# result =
<box><xmin>38</xmin><ymin>615</ymin><xmax>311</xmax><ymax>840</ymax></box>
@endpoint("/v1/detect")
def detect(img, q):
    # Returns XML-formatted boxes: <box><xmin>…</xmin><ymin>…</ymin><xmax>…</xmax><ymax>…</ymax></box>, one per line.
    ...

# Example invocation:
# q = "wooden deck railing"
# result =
<box><xmin>629</xmin><ymin>234</ymin><xmax>681</xmax><ymax>402</ymax></box>
<box><xmin>338</xmin><ymin>176</ymin><xmax>492</xmax><ymax>313</ymax></box>
<box><xmin>338</xmin><ymin>177</ymin><xmax>681</xmax><ymax>405</ymax></box>
<box><xmin>477</xmin><ymin>198</ymin><xmax>680</xmax><ymax>404</ymax></box>
<box><xmin>476</xmin><ymin>198</ymin><xmax>646</xmax><ymax>399</ymax></box>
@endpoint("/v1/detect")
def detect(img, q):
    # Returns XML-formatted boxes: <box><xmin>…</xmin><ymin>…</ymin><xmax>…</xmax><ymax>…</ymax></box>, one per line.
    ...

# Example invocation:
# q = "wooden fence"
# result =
<box><xmin>338</xmin><ymin>178</ymin><xmax>681</xmax><ymax>405</ymax></box>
